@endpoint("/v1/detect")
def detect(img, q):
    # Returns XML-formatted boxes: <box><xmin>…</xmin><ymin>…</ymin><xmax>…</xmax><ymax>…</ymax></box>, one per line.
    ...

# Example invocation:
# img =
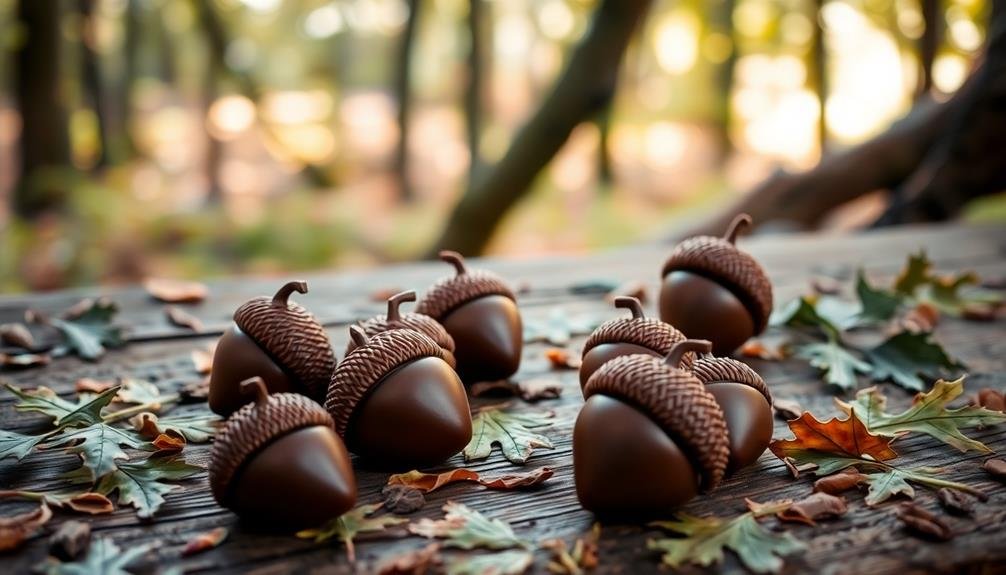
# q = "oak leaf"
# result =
<box><xmin>445</xmin><ymin>550</ymin><xmax>534</xmax><ymax>575</ymax></box>
<box><xmin>46</xmin><ymin>298</ymin><xmax>126</xmax><ymax>361</ymax></box>
<box><xmin>464</xmin><ymin>407</ymin><xmax>554</xmax><ymax>465</ymax></box>
<box><xmin>6</xmin><ymin>384</ymin><xmax>119</xmax><ymax>427</ymax></box>
<box><xmin>388</xmin><ymin>469</ymin><xmax>480</xmax><ymax>493</ymax></box>
<box><xmin>479</xmin><ymin>467</ymin><xmax>554</xmax><ymax>490</ymax></box>
<box><xmin>129</xmin><ymin>412</ymin><xmax>220</xmax><ymax>443</ymax></box>
<box><xmin>377</xmin><ymin>543</ymin><xmax>443</xmax><ymax>574</ymax></box>
<box><xmin>769</xmin><ymin>411</ymin><xmax>898</xmax><ymax>463</ymax></box>
<box><xmin>297</xmin><ymin>503</ymin><xmax>407</xmax><ymax>562</ymax></box>
<box><xmin>0</xmin><ymin>429</ymin><xmax>45</xmax><ymax>462</ymax></box>
<box><xmin>410</xmin><ymin>501</ymin><xmax>529</xmax><ymax>551</ymax></box>
<box><xmin>79</xmin><ymin>453</ymin><xmax>201</xmax><ymax>518</ymax></box>
<box><xmin>40</xmin><ymin>537</ymin><xmax>152</xmax><ymax>575</ymax></box>
<box><xmin>143</xmin><ymin>278</ymin><xmax>208</xmax><ymax>303</ymax></box>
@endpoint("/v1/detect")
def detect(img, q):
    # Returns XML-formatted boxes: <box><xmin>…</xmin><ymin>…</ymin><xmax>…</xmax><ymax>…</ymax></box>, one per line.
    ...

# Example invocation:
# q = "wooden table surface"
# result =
<box><xmin>2</xmin><ymin>223</ymin><xmax>1005</xmax><ymax>574</ymax></box>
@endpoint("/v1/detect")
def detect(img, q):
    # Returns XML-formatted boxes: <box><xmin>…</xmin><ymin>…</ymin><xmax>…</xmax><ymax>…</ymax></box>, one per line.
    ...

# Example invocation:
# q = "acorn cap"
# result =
<box><xmin>351</xmin><ymin>291</ymin><xmax>456</xmax><ymax>366</ymax></box>
<box><xmin>415</xmin><ymin>251</ymin><xmax>515</xmax><ymax>321</ymax></box>
<box><xmin>326</xmin><ymin>326</ymin><xmax>446</xmax><ymax>437</ymax></box>
<box><xmin>582</xmin><ymin>297</ymin><xmax>691</xmax><ymax>368</ymax></box>
<box><xmin>582</xmin><ymin>340</ymin><xmax>730</xmax><ymax>490</ymax></box>
<box><xmin>232</xmin><ymin>281</ymin><xmax>336</xmax><ymax>402</ymax></box>
<box><xmin>210</xmin><ymin>378</ymin><xmax>334</xmax><ymax>504</ymax></box>
<box><xmin>660</xmin><ymin>214</ymin><xmax>773</xmax><ymax>332</ymax></box>
<box><xmin>692</xmin><ymin>354</ymin><xmax>773</xmax><ymax>406</ymax></box>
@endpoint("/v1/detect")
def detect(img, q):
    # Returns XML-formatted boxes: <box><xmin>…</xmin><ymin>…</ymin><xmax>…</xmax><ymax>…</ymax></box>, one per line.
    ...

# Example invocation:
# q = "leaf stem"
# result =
<box><xmin>102</xmin><ymin>394</ymin><xmax>180</xmax><ymax>425</ymax></box>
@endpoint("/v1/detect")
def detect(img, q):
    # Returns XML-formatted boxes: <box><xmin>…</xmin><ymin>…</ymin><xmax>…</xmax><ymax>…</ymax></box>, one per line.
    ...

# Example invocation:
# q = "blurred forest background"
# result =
<box><xmin>0</xmin><ymin>0</ymin><xmax>1002</xmax><ymax>292</ymax></box>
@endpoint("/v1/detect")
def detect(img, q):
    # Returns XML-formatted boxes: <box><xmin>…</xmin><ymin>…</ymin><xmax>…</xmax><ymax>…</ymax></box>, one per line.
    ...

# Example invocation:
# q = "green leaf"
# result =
<box><xmin>90</xmin><ymin>454</ymin><xmax>201</xmax><ymax>518</ymax></box>
<box><xmin>836</xmin><ymin>377</ymin><xmax>1006</xmax><ymax>452</ymax></box>
<box><xmin>772</xmin><ymin>296</ymin><xmax>841</xmax><ymax>340</ymax></box>
<box><xmin>649</xmin><ymin>509</ymin><xmax>805</xmax><ymax>574</ymax></box>
<box><xmin>114</xmin><ymin>379</ymin><xmax>163</xmax><ymax>406</ymax></box>
<box><xmin>464</xmin><ymin>408</ymin><xmax>554</xmax><ymax>464</ymax></box>
<box><xmin>892</xmin><ymin>251</ymin><xmax>1002</xmax><ymax>317</ymax></box>
<box><xmin>41</xmin><ymin>537</ymin><xmax>151</xmax><ymax>575</ymax></box>
<box><xmin>152</xmin><ymin>413</ymin><xmax>221</xmax><ymax>443</ymax></box>
<box><xmin>410</xmin><ymin>502</ymin><xmax>529</xmax><ymax>551</ymax></box>
<box><xmin>45</xmin><ymin>423</ymin><xmax>148</xmax><ymax>479</ymax></box>
<box><xmin>49</xmin><ymin>299</ymin><xmax>125</xmax><ymax>361</ymax></box>
<box><xmin>795</xmin><ymin>341</ymin><xmax>870</xmax><ymax>391</ymax></box>
<box><xmin>865</xmin><ymin>332</ymin><xmax>963</xmax><ymax>392</ymax></box>
<box><xmin>297</xmin><ymin>503</ymin><xmax>407</xmax><ymax>562</ymax></box>
<box><xmin>6</xmin><ymin>384</ymin><xmax>120</xmax><ymax>428</ymax></box>
<box><xmin>0</xmin><ymin>429</ymin><xmax>45</xmax><ymax>461</ymax></box>
<box><xmin>862</xmin><ymin>469</ymin><xmax>915</xmax><ymax>506</ymax></box>
<box><xmin>893</xmin><ymin>252</ymin><xmax>932</xmax><ymax>296</ymax></box>
<box><xmin>856</xmin><ymin>269</ymin><xmax>902</xmax><ymax>323</ymax></box>
<box><xmin>446</xmin><ymin>550</ymin><xmax>535</xmax><ymax>575</ymax></box>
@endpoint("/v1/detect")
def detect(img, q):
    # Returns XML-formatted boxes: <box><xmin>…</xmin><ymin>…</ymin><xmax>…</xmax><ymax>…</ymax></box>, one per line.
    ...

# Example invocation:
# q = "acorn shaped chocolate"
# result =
<box><xmin>347</xmin><ymin>290</ymin><xmax>456</xmax><ymax>368</ymax></box>
<box><xmin>415</xmin><ymin>251</ymin><xmax>522</xmax><ymax>383</ymax></box>
<box><xmin>326</xmin><ymin>326</ymin><xmax>471</xmax><ymax>469</ymax></box>
<box><xmin>579</xmin><ymin>296</ymin><xmax>689</xmax><ymax>391</ymax></box>
<box><xmin>210</xmin><ymin>377</ymin><xmax>356</xmax><ymax>530</ymax></box>
<box><xmin>574</xmin><ymin>340</ymin><xmax>730</xmax><ymax>515</ymax></box>
<box><xmin>209</xmin><ymin>281</ymin><xmax>337</xmax><ymax>416</ymax></box>
<box><xmin>692</xmin><ymin>353</ymin><xmax>773</xmax><ymax>472</ymax></box>
<box><xmin>659</xmin><ymin>214</ymin><xmax>773</xmax><ymax>356</ymax></box>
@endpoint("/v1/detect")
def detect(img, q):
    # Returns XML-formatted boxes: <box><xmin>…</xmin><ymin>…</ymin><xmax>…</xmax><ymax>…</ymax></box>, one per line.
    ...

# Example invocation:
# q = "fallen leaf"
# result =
<box><xmin>182</xmin><ymin>526</ymin><xmax>229</xmax><ymax>556</ymax></box>
<box><xmin>772</xmin><ymin>398</ymin><xmax>803</xmax><ymax>421</ymax></box>
<box><xmin>129</xmin><ymin>412</ymin><xmax>220</xmax><ymax>443</ymax></box>
<box><xmin>794</xmin><ymin>340</ymin><xmax>869</xmax><ymax>391</ymax></box>
<box><xmin>976</xmin><ymin>388</ymin><xmax>1005</xmax><ymax>412</ymax></box>
<box><xmin>83</xmin><ymin>453</ymin><xmax>202</xmax><ymax>518</ymax></box>
<box><xmin>46</xmin><ymin>491</ymin><xmax>115</xmax><ymax>515</ymax></box>
<box><xmin>445</xmin><ymin>550</ymin><xmax>534</xmax><ymax>575</ymax></box>
<box><xmin>856</xmin><ymin>270</ymin><xmax>902</xmax><ymax>323</ymax></box>
<box><xmin>45</xmin><ymin>299</ymin><xmax>125</xmax><ymax>361</ymax></box>
<box><xmin>479</xmin><ymin>467</ymin><xmax>554</xmax><ymax>490</ymax></box>
<box><xmin>143</xmin><ymin>278</ymin><xmax>208</xmax><ymax>304</ymax></box>
<box><xmin>813</xmin><ymin>468</ymin><xmax>868</xmax><ymax>495</ymax></box>
<box><xmin>605</xmin><ymin>280</ymin><xmax>647</xmax><ymax>304</ymax></box>
<box><xmin>897</xmin><ymin>503</ymin><xmax>953</xmax><ymax>541</ymax></box>
<box><xmin>0</xmin><ymin>429</ymin><xmax>46</xmax><ymax>462</ymax></box>
<box><xmin>165</xmin><ymin>306</ymin><xmax>204</xmax><ymax>332</ymax></box>
<box><xmin>382</xmin><ymin>485</ymin><xmax>426</xmax><ymax>515</ymax></box>
<box><xmin>297</xmin><ymin>503</ymin><xmax>407</xmax><ymax>562</ymax></box>
<box><xmin>6</xmin><ymin>383</ymin><xmax>119</xmax><ymax>426</ymax></box>
<box><xmin>893</xmin><ymin>252</ymin><xmax>1003</xmax><ymax>318</ymax></box>
<box><xmin>0</xmin><ymin>323</ymin><xmax>36</xmax><ymax>349</ymax></box>
<box><xmin>769</xmin><ymin>411</ymin><xmax>898</xmax><ymax>463</ymax></box>
<box><xmin>983</xmin><ymin>458</ymin><xmax>1006</xmax><ymax>479</ymax></box>
<box><xmin>0</xmin><ymin>501</ymin><xmax>51</xmax><ymax>552</ymax></box>
<box><xmin>152</xmin><ymin>431</ymin><xmax>186</xmax><ymax>453</ymax></box>
<box><xmin>515</xmin><ymin>379</ymin><xmax>562</xmax><ymax>402</ymax></box>
<box><xmin>464</xmin><ymin>407</ymin><xmax>554</xmax><ymax>464</ymax></box>
<box><xmin>49</xmin><ymin>520</ymin><xmax>91</xmax><ymax>561</ymax></box>
<box><xmin>544</xmin><ymin>348</ymin><xmax>581</xmax><ymax>370</ymax></box>
<box><xmin>937</xmin><ymin>488</ymin><xmax>975</xmax><ymax>516</ymax></box>
<box><xmin>115</xmin><ymin>378</ymin><xmax>163</xmax><ymax>408</ymax></box>
<box><xmin>387</xmin><ymin>469</ymin><xmax>480</xmax><ymax>493</ymax></box>
<box><xmin>897</xmin><ymin>302</ymin><xmax>939</xmax><ymax>334</ymax></box>
<box><xmin>542</xmin><ymin>523</ymin><xmax>600</xmax><ymax>574</ymax></box>
<box><xmin>75</xmin><ymin>378</ymin><xmax>114</xmax><ymax>394</ymax></box>
<box><xmin>378</xmin><ymin>542</ymin><xmax>442</xmax><ymax>575</ymax></box>
<box><xmin>40</xmin><ymin>537</ymin><xmax>152</xmax><ymax>575</ymax></box>
<box><xmin>777</xmin><ymin>493</ymin><xmax>847</xmax><ymax>525</ymax></box>
<box><xmin>45</xmin><ymin>421</ymin><xmax>147</xmax><ymax>479</ymax></box>
<box><xmin>865</xmin><ymin>331</ymin><xmax>963</xmax><ymax>392</ymax></box>
<box><xmin>411</xmin><ymin>502</ymin><xmax>529</xmax><ymax>551</ymax></box>
<box><xmin>0</xmin><ymin>352</ymin><xmax>51</xmax><ymax>368</ymax></box>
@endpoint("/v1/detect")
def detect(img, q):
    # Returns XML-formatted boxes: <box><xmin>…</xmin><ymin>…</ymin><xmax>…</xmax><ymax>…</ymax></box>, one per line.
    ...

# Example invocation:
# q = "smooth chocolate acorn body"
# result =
<box><xmin>209</xmin><ymin>281</ymin><xmax>336</xmax><ymax>416</ymax></box>
<box><xmin>326</xmin><ymin>326</ymin><xmax>472</xmax><ymax>470</ymax></box>
<box><xmin>579</xmin><ymin>296</ymin><xmax>689</xmax><ymax>391</ymax></box>
<box><xmin>415</xmin><ymin>251</ymin><xmax>522</xmax><ymax>383</ymax></box>
<box><xmin>659</xmin><ymin>214</ymin><xmax>773</xmax><ymax>356</ymax></box>
<box><xmin>347</xmin><ymin>290</ymin><xmax>456</xmax><ymax>367</ymax></box>
<box><xmin>574</xmin><ymin>340</ymin><xmax>730</xmax><ymax>515</ymax></box>
<box><xmin>210</xmin><ymin>378</ymin><xmax>356</xmax><ymax>530</ymax></box>
<box><xmin>692</xmin><ymin>354</ymin><xmax>773</xmax><ymax>472</ymax></box>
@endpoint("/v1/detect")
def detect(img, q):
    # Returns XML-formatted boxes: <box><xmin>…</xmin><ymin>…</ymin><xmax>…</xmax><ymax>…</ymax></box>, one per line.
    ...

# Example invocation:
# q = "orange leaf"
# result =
<box><xmin>182</xmin><ymin>526</ymin><xmax>229</xmax><ymax>556</ymax></box>
<box><xmin>75</xmin><ymin>378</ymin><xmax>115</xmax><ymax>394</ymax></box>
<box><xmin>0</xmin><ymin>501</ymin><xmax>51</xmax><ymax>552</ymax></box>
<box><xmin>165</xmin><ymin>306</ymin><xmax>204</xmax><ymax>332</ymax></box>
<box><xmin>59</xmin><ymin>492</ymin><xmax>114</xmax><ymax>515</ymax></box>
<box><xmin>152</xmin><ymin>431</ymin><xmax>186</xmax><ymax>453</ymax></box>
<box><xmin>544</xmin><ymin>348</ymin><xmax>581</xmax><ymax>370</ymax></box>
<box><xmin>143</xmin><ymin>278</ymin><xmax>208</xmax><ymax>303</ymax></box>
<box><xmin>478</xmin><ymin>467</ymin><xmax>554</xmax><ymax>490</ymax></box>
<box><xmin>769</xmin><ymin>411</ymin><xmax>898</xmax><ymax>461</ymax></box>
<box><xmin>387</xmin><ymin>469</ymin><xmax>480</xmax><ymax>493</ymax></box>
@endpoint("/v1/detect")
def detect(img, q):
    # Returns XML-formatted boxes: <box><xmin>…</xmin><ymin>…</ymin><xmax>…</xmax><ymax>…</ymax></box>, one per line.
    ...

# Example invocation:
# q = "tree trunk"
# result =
<box><xmin>466</xmin><ymin>0</ymin><xmax>484</xmax><ymax>182</ymax></box>
<box><xmin>810</xmin><ymin>0</ymin><xmax>828</xmax><ymax>151</ymax></box>
<box><xmin>917</xmin><ymin>0</ymin><xmax>941</xmax><ymax>96</ymax></box>
<box><xmin>78</xmin><ymin>0</ymin><xmax>109</xmax><ymax>169</ymax></box>
<box><xmin>394</xmin><ymin>0</ymin><xmax>420</xmax><ymax>201</ymax></box>
<box><xmin>430</xmin><ymin>0</ymin><xmax>653</xmax><ymax>256</ymax></box>
<box><xmin>711</xmin><ymin>0</ymin><xmax>737</xmax><ymax>161</ymax></box>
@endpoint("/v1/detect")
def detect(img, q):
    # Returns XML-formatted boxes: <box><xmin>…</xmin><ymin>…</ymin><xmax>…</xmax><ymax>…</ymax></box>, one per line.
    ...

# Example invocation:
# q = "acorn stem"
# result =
<box><xmin>665</xmin><ymin>339</ymin><xmax>712</xmax><ymax>368</ymax></box>
<box><xmin>439</xmin><ymin>251</ymin><xmax>468</xmax><ymax>276</ymax></box>
<box><xmin>723</xmin><ymin>213</ymin><xmax>753</xmax><ymax>244</ymax></box>
<box><xmin>273</xmin><ymin>281</ymin><xmax>308</xmax><ymax>306</ymax></box>
<box><xmin>349</xmin><ymin>325</ymin><xmax>369</xmax><ymax>348</ymax></box>
<box><xmin>387</xmin><ymin>290</ymin><xmax>417</xmax><ymax>322</ymax></box>
<box><xmin>240</xmin><ymin>377</ymin><xmax>270</xmax><ymax>406</ymax></box>
<box><xmin>613</xmin><ymin>296</ymin><xmax>645</xmax><ymax>319</ymax></box>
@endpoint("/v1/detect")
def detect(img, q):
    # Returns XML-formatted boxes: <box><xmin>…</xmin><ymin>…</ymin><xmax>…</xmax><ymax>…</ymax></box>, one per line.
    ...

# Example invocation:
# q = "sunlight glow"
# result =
<box><xmin>261</xmin><ymin>91</ymin><xmax>333</xmax><ymax>125</ymax></box>
<box><xmin>537</xmin><ymin>0</ymin><xmax>575</xmax><ymax>41</ymax></box>
<box><xmin>933</xmin><ymin>53</ymin><xmax>969</xmax><ymax>93</ymax></box>
<box><xmin>655</xmin><ymin>11</ymin><xmax>700</xmax><ymax>75</ymax></box>
<box><xmin>304</xmin><ymin>4</ymin><xmax>344</xmax><ymax>38</ymax></box>
<box><xmin>208</xmin><ymin>95</ymin><xmax>256</xmax><ymax>139</ymax></box>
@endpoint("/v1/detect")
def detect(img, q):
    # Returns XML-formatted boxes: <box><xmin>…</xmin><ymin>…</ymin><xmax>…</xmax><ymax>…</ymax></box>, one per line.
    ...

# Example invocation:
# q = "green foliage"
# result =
<box><xmin>446</xmin><ymin>550</ymin><xmax>535</xmax><ymax>575</ymax></box>
<box><xmin>0</xmin><ymin>429</ymin><xmax>46</xmax><ymax>461</ymax></box>
<box><xmin>864</xmin><ymin>332</ymin><xmax>962</xmax><ymax>392</ymax></box>
<box><xmin>48</xmin><ymin>300</ymin><xmax>126</xmax><ymax>361</ymax></box>
<box><xmin>41</xmin><ymin>537</ymin><xmax>152</xmax><ymax>575</ymax></box>
<box><xmin>411</xmin><ymin>502</ymin><xmax>529</xmax><ymax>551</ymax></box>
<box><xmin>297</xmin><ymin>504</ymin><xmax>407</xmax><ymax>562</ymax></box>
<box><xmin>5</xmin><ymin>384</ymin><xmax>119</xmax><ymax>427</ymax></box>
<box><xmin>464</xmin><ymin>408</ymin><xmax>554</xmax><ymax>464</ymax></box>
<box><xmin>87</xmin><ymin>454</ymin><xmax>202</xmax><ymax>519</ymax></box>
<box><xmin>46</xmin><ymin>423</ymin><xmax>148</xmax><ymax>479</ymax></box>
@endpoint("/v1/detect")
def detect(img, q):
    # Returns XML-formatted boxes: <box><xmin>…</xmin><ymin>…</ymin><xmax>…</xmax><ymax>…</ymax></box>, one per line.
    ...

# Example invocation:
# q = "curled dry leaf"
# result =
<box><xmin>0</xmin><ymin>353</ymin><xmax>51</xmax><ymax>368</ymax></box>
<box><xmin>605</xmin><ymin>280</ymin><xmax>647</xmax><ymax>304</ymax></box>
<box><xmin>50</xmin><ymin>520</ymin><xmax>91</xmax><ymax>561</ymax></box>
<box><xmin>0</xmin><ymin>501</ymin><xmax>51</xmax><ymax>552</ymax></box>
<box><xmin>543</xmin><ymin>523</ymin><xmax>600</xmax><ymax>574</ymax></box>
<box><xmin>896</xmin><ymin>302</ymin><xmax>940</xmax><ymax>334</ymax></box>
<box><xmin>544</xmin><ymin>348</ymin><xmax>581</xmax><ymax>370</ymax></box>
<box><xmin>0</xmin><ymin>323</ymin><xmax>36</xmax><ymax>349</ymax></box>
<box><xmin>191</xmin><ymin>347</ymin><xmax>214</xmax><ymax>375</ymax></box>
<box><xmin>182</xmin><ymin>526</ymin><xmax>229</xmax><ymax>556</ymax></box>
<box><xmin>53</xmin><ymin>492</ymin><xmax>115</xmax><ymax>515</ymax></box>
<box><xmin>516</xmin><ymin>379</ymin><xmax>562</xmax><ymax>402</ymax></box>
<box><xmin>382</xmin><ymin>485</ymin><xmax>426</xmax><ymax>515</ymax></box>
<box><xmin>388</xmin><ymin>469</ymin><xmax>480</xmax><ymax>493</ymax></box>
<box><xmin>897</xmin><ymin>503</ymin><xmax>953</xmax><ymax>541</ymax></box>
<box><xmin>982</xmin><ymin>458</ymin><xmax>1006</xmax><ymax>479</ymax></box>
<box><xmin>976</xmin><ymin>388</ymin><xmax>1005</xmax><ymax>412</ymax></box>
<box><xmin>479</xmin><ymin>467</ymin><xmax>554</xmax><ymax>490</ymax></box>
<box><xmin>377</xmin><ymin>542</ymin><xmax>442</xmax><ymax>575</ymax></box>
<box><xmin>143</xmin><ymin>278</ymin><xmax>209</xmax><ymax>304</ymax></box>
<box><xmin>772</xmin><ymin>398</ymin><xmax>803</xmax><ymax>421</ymax></box>
<box><xmin>777</xmin><ymin>493</ymin><xmax>848</xmax><ymax>525</ymax></box>
<box><xmin>740</xmin><ymin>339</ymin><xmax>787</xmax><ymax>361</ymax></box>
<box><xmin>152</xmin><ymin>431</ymin><xmax>186</xmax><ymax>453</ymax></box>
<box><xmin>813</xmin><ymin>468</ymin><xmax>868</xmax><ymax>495</ymax></box>
<box><xmin>937</xmin><ymin>488</ymin><xmax>975</xmax><ymax>516</ymax></box>
<box><xmin>165</xmin><ymin>306</ymin><xmax>204</xmax><ymax>332</ymax></box>
<box><xmin>75</xmin><ymin>378</ymin><xmax>115</xmax><ymax>394</ymax></box>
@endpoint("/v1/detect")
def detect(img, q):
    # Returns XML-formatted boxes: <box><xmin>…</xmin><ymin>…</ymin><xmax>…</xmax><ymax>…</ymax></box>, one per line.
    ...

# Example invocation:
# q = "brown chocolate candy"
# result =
<box><xmin>347</xmin><ymin>290</ymin><xmax>456</xmax><ymax>367</ymax></box>
<box><xmin>659</xmin><ymin>214</ymin><xmax>773</xmax><ymax>356</ymax></box>
<box><xmin>209</xmin><ymin>378</ymin><xmax>356</xmax><ymax>530</ymax></box>
<box><xmin>209</xmin><ymin>281</ymin><xmax>336</xmax><ymax>416</ymax></box>
<box><xmin>574</xmin><ymin>340</ymin><xmax>730</xmax><ymax>515</ymax></box>
<box><xmin>415</xmin><ymin>251</ymin><xmax>522</xmax><ymax>383</ymax></box>
<box><xmin>579</xmin><ymin>296</ymin><xmax>689</xmax><ymax>391</ymax></box>
<box><xmin>326</xmin><ymin>326</ymin><xmax>471</xmax><ymax>470</ymax></box>
<box><xmin>692</xmin><ymin>354</ymin><xmax>773</xmax><ymax>472</ymax></box>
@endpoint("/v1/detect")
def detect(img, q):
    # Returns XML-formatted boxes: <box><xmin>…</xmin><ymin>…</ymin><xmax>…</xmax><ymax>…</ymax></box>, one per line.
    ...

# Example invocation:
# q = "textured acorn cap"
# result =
<box><xmin>326</xmin><ymin>326</ymin><xmax>446</xmax><ymax>437</ymax></box>
<box><xmin>582</xmin><ymin>340</ymin><xmax>730</xmax><ymax>489</ymax></box>
<box><xmin>348</xmin><ymin>291</ymin><xmax>456</xmax><ymax>367</ymax></box>
<box><xmin>232</xmin><ymin>281</ymin><xmax>336</xmax><ymax>403</ymax></box>
<box><xmin>415</xmin><ymin>251</ymin><xmax>515</xmax><ymax>321</ymax></box>
<box><xmin>660</xmin><ymin>214</ymin><xmax>773</xmax><ymax>332</ymax></box>
<box><xmin>582</xmin><ymin>296</ymin><xmax>691</xmax><ymax>369</ymax></box>
<box><xmin>210</xmin><ymin>378</ymin><xmax>334</xmax><ymax>505</ymax></box>
<box><xmin>692</xmin><ymin>354</ymin><xmax>772</xmax><ymax>406</ymax></box>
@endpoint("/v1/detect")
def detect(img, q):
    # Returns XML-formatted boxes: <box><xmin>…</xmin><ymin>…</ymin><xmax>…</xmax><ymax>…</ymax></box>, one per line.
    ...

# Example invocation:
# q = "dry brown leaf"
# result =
<box><xmin>152</xmin><ymin>431</ymin><xmax>186</xmax><ymax>453</ymax></box>
<box><xmin>813</xmin><ymin>468</ymin><xmax>868</xmax><ymax>495</ymax></box>
<box><xmin>56</xmin><ymin>492</ymin><xmax>115</xmax><ymax>515</ymax></box>
<box><xmin>387</xmin><ymin>469</ymin><xmax>480</xmax><ymax>493</ymax></box>
<box><xmin>165</xmin><ymin>306</ymin><xmax>204</xmax><ymax>332</ymax></box>
<box><xmin>770</xmin><ymin>411</ymin><xmax>898</xmax><ymax>462</ymax></box>
<box><xmin>897</xmin><ymin>503</ymin><xmax>953</xmax><ymax>541</ymax></box>
<box><xmin>479</xmin><ymin>467</ymin><xmax>554</xmax><ymax>490</ymax></box>
<box><xmin>543</xmin><ymin>523</ymin><xmax>600</xmax><ymax>574</ymax></box>
<box><xmin>191</xmin><ymin>346</ymin><xmax>215</xmax><ymax>375</ymax></box>
<box><xmin>75</xmin><ymin>378</ymin><xmax>115</xmax><ymax>394</ymax></box>
<box><xmin>605</xmin><ymin>280</ymin><xmax>648</xmax><ymax>304</ymax></box>
<box><xmin>0</xmin><ymin>501</ymin><xmax>51</xmax><ymax>552</ymax></box>
<box><xmin>49</xmin><ymin>520</ymin><xmax>90</xmax><ymax>561</ymax></box>
<box><xmin>377</xmin><ymin>542</ymin><xmax>442</xmax><ymax>574</ymax></box>
<box><xmin>383</xmin><ymin>485</ymin><xmax>426</xmax><ymax>515</ymax></box>
<box><xmin>144</xmin><ymin>278</ymin><xmax>208</xmax><ymax>303</ymax></box>
<box><xmin>544</xmin><ymin>348</ymin><xmax>581</xmax><ymax>370</ymax></box>
<box><xmin>976</xmin><ymin>388</ymin><xmax>1005</xmax><ymax>412</ymax></box>
<box><xmin>182</xmin><ymin>526</ymin><xmax>229</xmax><ymax>556</ymax></box>
<box><xmin>129</xmin><ymin>412</ymin><xmax>161</xmax><ymax>438</ymax></box>
<box><xmin>516</xmin><ymin>378</ymin><xmax>563</xmax><ymax>402</ymax></box>
<box><xmin>937</xmin><ymin>488</ymin><xmax>975</xmax><ymax>516</ymax></box>
<box><xmin>982</xmin><ymin>458</ymin><xmax>1006</xmax><ymax>479</ymax></box>
<box><xmin>740</xmin><ymin>339</ymin><xmax>787</xmax><ymax>361</ymax></box>
<box><xmin>180</xmin><ymin>377</ymin><xmax>211</xmax><ymax>402</ymax></box>
<box><xmin>898</xmin><ymin>302</ymin><xmax>940</xmax><ymax>334</ymax></box>
<box><xmin>0</xmin><ymin>353</ymin><xmax>50</xmax><ymax>368</ymax></box>
<box><xmin>0</xmin><ymin>323</ymin><xmax>36</xmax><ymax>349</ymax></box>
<box><xmin>777</xmin><ymin>493</ymin><xmax>848</xmax><ymax>525</ymax></box>
<box><xmin>772</xmin><ymin>398</ymin><xmax>803</xmax><ymax>421</ymax></box>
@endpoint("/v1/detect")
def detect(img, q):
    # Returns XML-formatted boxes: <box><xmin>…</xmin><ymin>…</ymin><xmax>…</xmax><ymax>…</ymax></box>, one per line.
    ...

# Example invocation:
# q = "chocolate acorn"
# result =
<box><xmin>574</xmin><ymin>340</ymin><xmax>730</xmax><ymax>515</ymax></box>
<box><xmin>579</xmin><ymin>296</ymin><xmax>689</xmax><ymax>391</ymax></box>
<box><xmin>210</xmin><ymin>377</ymin><xmax>356</xmax><ymax>529</ymax></box>
<box><xmin>347</xmin><ymin>290</ymin><xmax>456</xmax><ymax>368</ymax></box>
<box><xmin>692</xmin><ymin>353</ymin><xmax>773</xmax><ymax>472</ymax></box>
<box><xmin>209</xmin><ymin>281</ymin><xmax>336</xmax><ymax>416</ymax></box>
<box><xmin>326</xmin><ymin>326</ymin><xmax>471</xmax><ymax>469</ymax></box>
<box><xmin>415</xmin><ymin>251</ymin><xmax>522</xmax><ymax>383</ymax></box>
<box><xmin>659</xmin><ymin>214</ymin><xmax>773</xmax><ymax>356</ymax></box>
